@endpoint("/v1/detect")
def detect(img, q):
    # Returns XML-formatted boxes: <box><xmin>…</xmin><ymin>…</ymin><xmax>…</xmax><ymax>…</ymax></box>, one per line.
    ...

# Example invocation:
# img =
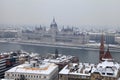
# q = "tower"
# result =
<box><xmin>103</xmin><ymin>46</ymin><xmax>112</xmax><ymax>60</ymax></box>
<box><xmin>55</xmin><ymin>49</ymin><xmax>58</xmax><ymax>58</ymax></box>
<box><xmin>49</xmin><ymin>18</ymin><xmax>59</xmax><ymax>34</ymax></box>
<box><xmin>99</xmin><ymin>33</ymin><xmax>104</xmax><ymax>61</ymax></box>
<box><xmin>50</xmin><ymin>18</ymin><xmax>58</xmax><ymax>30</ymax></box>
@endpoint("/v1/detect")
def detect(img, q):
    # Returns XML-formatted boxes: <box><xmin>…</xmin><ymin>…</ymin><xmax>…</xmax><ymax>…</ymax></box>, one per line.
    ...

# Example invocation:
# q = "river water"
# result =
<box><xmin>0</xmin><ymin>42</ymin><xmax>120</xmax><ymax>63</ymax></box>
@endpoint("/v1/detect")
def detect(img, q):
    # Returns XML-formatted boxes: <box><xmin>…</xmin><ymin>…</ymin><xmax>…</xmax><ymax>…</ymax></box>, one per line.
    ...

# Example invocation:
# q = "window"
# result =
<box><xmin>81</xmin><ymin>75</ymin><xmax>86</xmax><ymax>79</ymax></box>
<box><xmin>102</xmin><ymin>73</ymin><xmax>105</xmax><ymax>75</ymax></box>
<box><xmin>44</xmin><ymin>76</ymin><xmax>46</xmax><ymax>79</ymax></box>
<box><xmin>107</xmin><ymin>73</ymin><xmax>113</xmax><ymax>75</ymax></box>
<box><xmin>36</xmin><ymin>76</ymin><xmax>38</xmax><ymax>78</ymax></box>
<box><xmin>39</xmin><ymin>76</ymin><xmax>41</xmax><ymax>78</ymax></box>
<box><xmin>7</xmin><ymin>74</ymin><xmax>9</xmax><ymax>76</ymax></box>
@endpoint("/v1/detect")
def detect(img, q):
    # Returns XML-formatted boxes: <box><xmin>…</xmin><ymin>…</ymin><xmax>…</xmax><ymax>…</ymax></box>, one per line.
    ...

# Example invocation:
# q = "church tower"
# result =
<box><xmin>99</xmin><ymin>33</ymin><xmax>104</xmax><ymax>61</ymax></box>
<box><xmin>103</xmin><ymin>46</ymin><xmax>112</xmax><ymax>60</ymax></box>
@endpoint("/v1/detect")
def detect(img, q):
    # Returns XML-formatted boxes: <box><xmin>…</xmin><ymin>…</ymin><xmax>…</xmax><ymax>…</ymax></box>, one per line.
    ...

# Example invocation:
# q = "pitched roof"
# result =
<box><xmin>103</xmin><ymin>48</ymin><xmax>112</xmax><ymax>59</ymax></box>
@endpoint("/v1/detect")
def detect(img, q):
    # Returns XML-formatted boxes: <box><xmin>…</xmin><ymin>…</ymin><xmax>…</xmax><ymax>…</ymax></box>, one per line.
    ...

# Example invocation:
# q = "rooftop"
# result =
<box><xmin>91</xmin><ymin>59</ymin><xmax>120</xmax><ymax>77</ymax></box>
<box><xmin>44</xmin><ymin>54</ymin><xmax>74</xmax><ymax>63</ymax></box>
<box><xmin>6</xmin><ymin>60</ymin><xmax>58</xmax><ymax>75</ymax></box>
<box><xmin>59</xmin><ymin>60</ymin><xmax>120</xmax><ymax>77</ymax></box>
<box><xmin>59</xmin><ymin>63</ymin><xmax>94</xmax><ymax>76</ymax></box>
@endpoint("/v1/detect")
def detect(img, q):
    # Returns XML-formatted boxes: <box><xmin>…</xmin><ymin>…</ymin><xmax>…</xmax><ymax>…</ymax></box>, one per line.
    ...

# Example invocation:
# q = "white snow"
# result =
<box><xmin>6</xmin><ymin>61</ymin><xmax>58</xmax><ymax>75</ymax></box>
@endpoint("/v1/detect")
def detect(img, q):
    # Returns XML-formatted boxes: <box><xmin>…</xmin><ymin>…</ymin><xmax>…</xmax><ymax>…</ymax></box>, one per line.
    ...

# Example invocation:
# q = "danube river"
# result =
<box><xmin>0</xmin><ymin>42</ymin><xmax>120</xmax><ymax>63</ymax></box>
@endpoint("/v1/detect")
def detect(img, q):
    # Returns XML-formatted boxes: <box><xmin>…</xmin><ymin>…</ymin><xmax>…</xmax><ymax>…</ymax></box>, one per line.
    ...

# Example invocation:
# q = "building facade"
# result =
<box><xmin>0</xmin><ymin>52</ymin><xmax>19</xmax><ymax>78</ymax></box>
<box><xmin>59</xmin><ymin>63</ymin><xmax>94</xmax><ymax>80</ymax></box>
<box><xmin>115</xmin><ymin>33</ymin><xmax>120</xmax><ymax>44</ymax></box>
<box><xmin>22</xmin><ymin>19</ymin><xmax>89</xmax><ymax>44</ymax></box>
<box><xmin>0</xmin><ymin>55</ymin><xmax>7</xmax><ymax>78</ymax></box>
<box><xmin>5</xmin><ymin>60</ymin><xmax>58</xmax><ymax>80</ymax></box>
<box><xmin>91</xmin><ymin>59</ymin><xmax>120</xmax><ymax>80</ymax></box>
<box><xmin>89</xmin><ymin>32</ymin><xmax>116</xmax><ymax>44</ymax></box>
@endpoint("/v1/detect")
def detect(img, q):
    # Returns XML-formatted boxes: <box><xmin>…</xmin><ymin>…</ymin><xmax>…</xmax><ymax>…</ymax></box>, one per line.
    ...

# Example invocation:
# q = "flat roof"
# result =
<box><xmin>6</xmin><ymin>61</ymin><xmax>58</xmax><ymax>75</ymax></box>
<box><xmin>59</xmin><ymin>60</ymin><xmax>120</xmax><ymax>78</ymax></box>
<box><xmin>59</xmin><ymin>63</ymin><xmax>94</xmax><ymax>76</ymax></box>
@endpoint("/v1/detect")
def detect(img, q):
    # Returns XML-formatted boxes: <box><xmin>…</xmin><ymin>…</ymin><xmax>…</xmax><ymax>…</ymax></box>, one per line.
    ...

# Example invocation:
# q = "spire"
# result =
<box><xmin>50</xmin><ymin>17</ymin><xmax>57</xmax><ymax>28</ymax></box>
<box><xmin>107</xmin><ymin>44</ymin><xmax>109</xmax><ymax>51</ymax></box>
<box><xmin>55</xmin><ymin>49</ymin><xmax>58</xmax><ymax>58</ymax></box>
<box><xmin>99</xmin><ymin>33</ymin><xmax>104</xmax><ymax>61</ymax></box>
<box><xmin>100</xmin><ymin>33</ymin><xmax>104</xmax><ymax>48</ymax></box>
<box><xmin>103</xmin><ymin>45</ymin><xmax>112</xmax><ymax>59</ymax></box>
<box><xmin>53</xmin><ymin>17</ymin><xmax>55</xmax><ymax>22</ymax></box>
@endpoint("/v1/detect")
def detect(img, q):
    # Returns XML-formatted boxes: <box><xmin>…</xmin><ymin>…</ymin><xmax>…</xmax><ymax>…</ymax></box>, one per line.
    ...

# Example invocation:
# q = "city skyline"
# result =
<box><xmin>0</xmin><ymin>0</ymin><xmax>120</xmax><ymax>27</ymax></box>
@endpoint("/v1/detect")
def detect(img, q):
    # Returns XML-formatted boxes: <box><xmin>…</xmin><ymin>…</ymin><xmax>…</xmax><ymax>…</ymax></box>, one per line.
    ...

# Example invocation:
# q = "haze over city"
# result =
<box><xmin>0</xmin><ymin>0</ymin><xmax>120</xmax><ymax>29</ymax></box>
<box><xmin>1</xmin><ymin>1</ymin><xmax>120</xmax><ymax>80</ymax></box>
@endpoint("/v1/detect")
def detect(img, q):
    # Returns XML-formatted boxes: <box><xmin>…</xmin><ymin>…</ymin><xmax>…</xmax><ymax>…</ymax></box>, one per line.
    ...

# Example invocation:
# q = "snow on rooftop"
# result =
<box><xmin>29</xmin><ymin>52</ymin><xmax>38</xmax><ymax>57</ymax></box>
<box><xmin>92</xmin><ymin>60</ymin><xmax>120</xmax><ymax>77</ymax></box>
<box><xmin>97</xmin><ymin>60</ymin><xmax>119</xmax><ymax>69</ymax></box>
<box><xmin>1</xmin><ymin>79</ymin><xmax>14</xmax><ymax>80</ymax></box>
<box><xmin>59</xmin><ymin>63</ymin><xmax>94</xmax><ymax>76</ymax></box>
<box><xmin>59</xmin><ymin>65</ymin><xmax>70</xmax><ymax>74</ymax></box>
<box><xmin>44</xmin><ymin>54</ymin><xmax>74</xmax><ymax>63</ymax></box>
<box><xmin>59</xmin><ymin>60</ymin><xmax>120</xmax><ymax>78</ymax></box>
<box><xmin>6</xmin><ymin>61</ymin><xmax>58</xmax><ymax>75</ymax></box>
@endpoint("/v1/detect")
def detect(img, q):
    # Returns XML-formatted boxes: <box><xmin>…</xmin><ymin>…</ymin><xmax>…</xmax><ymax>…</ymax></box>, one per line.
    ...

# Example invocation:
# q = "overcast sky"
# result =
<box><xmin>0</xmin><ymin>0</ymin><xmax>120</xmax><ymax>27</ymax></box>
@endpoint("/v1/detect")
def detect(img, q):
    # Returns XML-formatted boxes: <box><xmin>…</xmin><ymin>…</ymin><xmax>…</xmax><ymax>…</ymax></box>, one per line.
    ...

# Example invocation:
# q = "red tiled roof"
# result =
<box><xmin>103</xmin><ymin>48</ymin><xmax>112</xmax><ymax>59</ymax></box>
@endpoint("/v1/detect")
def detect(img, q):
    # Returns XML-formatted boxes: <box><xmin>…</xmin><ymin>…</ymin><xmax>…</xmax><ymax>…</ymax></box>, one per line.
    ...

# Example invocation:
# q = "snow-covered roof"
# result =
<box><xmin>59</xmin><ymin>60</ymin><xmax>120</xmax><ymax>78</ymax></box>
<box><xmin>44</xmin><ymin>54</ymin><xmax>74</xmax><ymax>63</ymax></box>
<box><xmin>1</xmin><ymin>79</ymin><xmax>14</xmax><ymax>80</ymax></box>
<box><xmin>59</xmin><ymin>63</ymin><xmax>94</xmax><ymax>76</ymax></box>
<box><xmin>91</xmin><ymin>60</ymin><xmax>120</xmax><ymax>77</ymax></box>
<box><xmin>6</xmin><ymin>61</ymin><xmax>58</xmax><ymax>75</ymax></box>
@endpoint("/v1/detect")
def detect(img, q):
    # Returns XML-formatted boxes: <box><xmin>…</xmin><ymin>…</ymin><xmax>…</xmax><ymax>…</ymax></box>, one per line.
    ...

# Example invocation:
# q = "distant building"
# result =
<box><xmin>0</xmin><ymin>29</ymin><xmax>18</xmax><ymax>39</ymax></box>
<box><xmin>5</xmin><ymin>61</ymin><xmax>58</xmax><ymax>80</ymax></box>
<box><xmin>89</xmin><ymin>32</ymin><xmax>116</xmax><ymax>44</ymax></box>
<box><xmin>115</xmin><ymin>33</ymin><xmax>120</xmax><ymax>44</ymax></box>
<box><xmin>22</xmin><ymin>19</ymin><xmax>89</xmax><ymax>44</ymax></box>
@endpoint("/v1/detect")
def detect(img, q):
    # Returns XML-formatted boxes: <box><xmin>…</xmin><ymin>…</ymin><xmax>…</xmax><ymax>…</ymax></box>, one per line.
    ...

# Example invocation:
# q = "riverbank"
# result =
<box><xmin>0</xmin><ymin>40</ymin><xmax>120</xmax><ymax>63</ymax></box>
<box><xmin>0</xmin><ymin>40</ymin><xmax>120</xmax><ymax>52</ymax></box>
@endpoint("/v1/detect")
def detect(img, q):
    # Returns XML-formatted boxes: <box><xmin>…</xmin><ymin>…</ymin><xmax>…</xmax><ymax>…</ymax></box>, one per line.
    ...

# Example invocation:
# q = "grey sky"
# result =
<box><xmin>0</xmin><ymin>0</ymin><xmax>120</xmax><ymax>26</ymax></box>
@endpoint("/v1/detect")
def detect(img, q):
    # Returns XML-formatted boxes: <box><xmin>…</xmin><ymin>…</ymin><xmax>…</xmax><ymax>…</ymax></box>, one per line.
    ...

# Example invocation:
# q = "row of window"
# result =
<box><xmin>6</xmin><ymin>73</ymin><xmax>48</xmax><ymax>79</ymax></box>
<box><xmin>60</xmin><ymin>74</ymin><xmax>89</xmax><ymax>79</ymax></box>
<box><xmin>92</xmin><ymin>74</ymin><xmax>117</xmax><ymax>80</ymax></box>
